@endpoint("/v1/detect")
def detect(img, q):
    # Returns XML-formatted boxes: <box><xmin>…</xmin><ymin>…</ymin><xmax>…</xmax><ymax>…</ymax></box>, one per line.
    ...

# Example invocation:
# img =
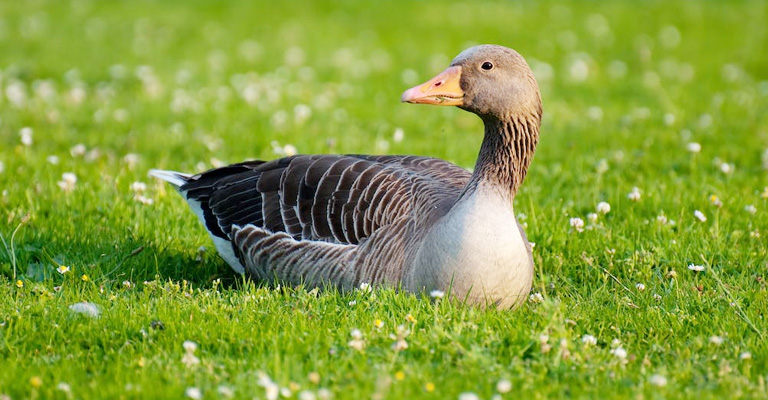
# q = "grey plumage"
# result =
<box><xmin>151</xmin><ymin>44</ymin><xmax>542</xmax><ymax>309</ymax></box>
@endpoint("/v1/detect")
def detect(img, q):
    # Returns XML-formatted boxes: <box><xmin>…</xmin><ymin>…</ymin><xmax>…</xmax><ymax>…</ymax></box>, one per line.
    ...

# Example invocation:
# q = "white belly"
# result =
<box><xmin>405</xmin><ymin>190</ymin><xmax>533</xmax><ymax>308</ymax></box>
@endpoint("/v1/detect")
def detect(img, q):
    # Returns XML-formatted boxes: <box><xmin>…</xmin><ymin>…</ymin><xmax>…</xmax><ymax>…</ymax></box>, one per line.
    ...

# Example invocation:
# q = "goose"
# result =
<box><xmin>150</xmin><ymin>44</ymin><xmax>541</xmax><ymax>309</ymax></box>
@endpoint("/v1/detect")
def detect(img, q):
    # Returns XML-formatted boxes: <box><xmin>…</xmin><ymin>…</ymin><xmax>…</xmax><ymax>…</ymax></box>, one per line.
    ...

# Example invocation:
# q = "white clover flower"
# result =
<box><xmin>569</xmin><ymin>58</ymin><xmax>589</xmax><ymax>82</ymax></box>
<box><xmin>740</xmin><ymin>352</ymin><xmax>752</xmax><ymax>360</ymax></box>
<box><xmin>496</xmin><ymin>379</ymin><xmax>512</xmax><ymax>394</ymax></box>
<box><xmin>358</xmin><ymin>282</ymin><xmax>372</xmax><ymax>293</ymax></box>
<box><xmin>348</xmin><ymin>339</ymin><xmax>365</xmax><ymax>351</ymax></box>
<box><xmin>123</xmin><ymin>153</ymin><xmax>140</xmax><ymax>168</ymax></box>
<box><xmin>720</xmin><ymin>162</ymin><xmax>734</xmax><ymax>174</ymax></box>
<box><xmin>57</xmin><ymin>172</ymin><xmax>78</xmax><ymax>192</ymax></box>
<box><xmin>182</xmin><ymin>353</ymin><xmax>200</xmax><ymax>367</ymax></box>
<box><xmin>20</xmin><ymin>127</ymin><xmax>33</xmax><ymax>146</ymax></box>
<box><xmin>185</xmin><ymin>387</ymin><xmax>202</xmax><ymax>400</ymax></box>
<box><xmin>218</xmin><ymin>386</ymin><xmax>234</xmax><ymax>398</ymax></box>
<box><xmin>529</xmin><ymin>292</ymin><xmax>544</xmax><ymax>303</ymax></box>
<box><xmin>581</xmin><ymin>334</ymin><xmax>597</xmax><ymax>346</ymax></box>
<box><xmin>430</xmin><ymin>290</ymin><xmax>445</xmax><ymax>299</ymax></box>
<box><xmin>636</xmin><ymin>283</ymin><xmax>646</xmax><ymax>291</ymax></box>
<box><xmin>134</xmin><ymin>195</ymin><xmax>154</xmax><ymax>206</ymax></box>
<box><xmin>694</xmin><ymin>210</ymin><xmax>707</xmax><ymax>222</ymax></box>
<box><xmin>709</xmin><ymin>335</ymin><xmax>724</xmax><ymax>345</ymax></box>
<box><xmin>745</xmin><ymin>205</ymin><xmax>757</xmax><ymax>214</ymax></box>
<box><xmin>596</xmin><ymin>201</ymin><xmax>611</xmax><ymax>214</ymax></box>
<box><xmin>653</xmin><ymin>293</ymin><xmax>662</xmax><ymax>301</ymax></box>
<box><xmin>68</xmin><ymin>86</ymin><xmax>87</xmax><ymax>105</ymax></box>
<box><xmin>687</xmin><ymin>264</ymin><xmax>705</xmax><ymax>272</ymax></box>
<box><xmin>298</xmin><ymin>391</ymin><xmax>316</xmax><ymax>400</ymax></box>
<box><xmin>5</xmin><ymin>80</ymin><xmax>27</xmax><ymax>106</ymax></box>
<box><xmin>347</xmin><ymin>329</ymin><xmax>365</xmax><ymax>351</ymax></box>
<box><xmin>587</xmin><ymin>213</ymin><xmax>598</xmax><ymax>223</ymax></box>
<box><xmin>317</xmin><ymin>388</ymin><xmax>332</xmax><ymax>400</ymax></box>
<box><xmin>392</xmin><ymin>338</ymin><xmax>408</xmax><ymax>351</ymax></box>
<box><xmin>283</xmin><ymin>144</ymin><xmax>298</xmax><ymax>157</ymax></box>
<box><xmin>656</xmin><ymin>214</ymin><xmax>668</xmax><ymax>225</ymax></box>
<box><xmin>458</xmin><ymin>392</ymin><xmax>480</xmax><ymax>400</ymax></box>
<box><xmin>70</xmin><ymin>144</ymin><xmax>87</xmax><ymax>157</ymax></box>
<box><xmin>686</xmin><ymin>142</ymin><xmax>701</xmax><ymax>153</ymax></box>
<box><xmin>183</xmin><ymin>340</ymin><xmax>198</xmax><ymax>353</ymax></box>
<box><xmin>649</xmin><ymin>374</ymin><xmax>668</xmax><ymax>387</ymax></box>
<box><xmin>348</xmin><ymin>300</ymin><xmax>356</xmax><ymax>306</ymax></box>
<box><xmin>393</xmin><ymin>128</ymin><xmax>405</xmax><ymax>143</ymax></box>
<box><xmin>264</xmin><ymin>382</ymin><xmax>279</xmax><ymax>400</ymax></box>
<box><xmin>257</xmin><ymin>372</ymin><xmax>275</xmax><ymax>388</ymax></box>
<box><xmin>569</xmin><ymin>217</ymin><xmax>585</xmax><ymax>232</ymax></box>
<box><xmin>130</xmin><ymin>181</ymin><xmax>147</xmax><ymax>193</ymax></box>
<box><xmin>57</xmin><ymin>382</ymin><xmax>72</xmax><ymax>393</ymax></box>
<box><xmin>610</xmin><ymin>346</ymin><xmax>628</xmax><ymax>359</ymax></box>
<box><xmin>0</xmin><ymin>161</ymin><xmax>4</xmax><ymax>174</ymax></box>
<box><xmin>46</xmin><ymin>155</ymin><xmax>60</xmax><ymax>165</ymax></box>
<box><xmin>628</xmin><ymin>187</ymin><xmax>641</xmax><ymax>202</ymax></box>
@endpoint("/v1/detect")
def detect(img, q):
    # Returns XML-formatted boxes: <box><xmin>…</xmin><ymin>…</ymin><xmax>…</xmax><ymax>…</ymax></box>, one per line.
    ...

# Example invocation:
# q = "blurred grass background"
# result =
<box><xmin>1</xmin><ymin>0</ymin><xmax>767</xmax><ymax>398</ymax></box>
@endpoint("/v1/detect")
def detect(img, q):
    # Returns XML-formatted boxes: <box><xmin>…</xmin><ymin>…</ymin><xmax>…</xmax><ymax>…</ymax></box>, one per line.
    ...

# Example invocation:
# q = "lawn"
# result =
<box><xmin>1</xmin><ymin>0</ymin><xmax>768</xmax><ymax>398</ymax></box>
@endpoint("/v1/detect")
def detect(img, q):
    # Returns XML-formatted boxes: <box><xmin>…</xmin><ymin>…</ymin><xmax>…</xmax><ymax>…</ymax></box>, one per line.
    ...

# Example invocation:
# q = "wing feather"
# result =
<box><xmin>180</xmin><ymin>154</ymin><xmax>470</xmax><ymax>247</ymax></box>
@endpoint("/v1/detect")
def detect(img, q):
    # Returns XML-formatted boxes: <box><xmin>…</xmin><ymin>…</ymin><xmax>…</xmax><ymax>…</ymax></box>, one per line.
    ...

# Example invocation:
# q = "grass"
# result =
<box><xmin>1</xmin><ymin>0</ymin><xmax>768</xmax><ymax>398</ymax></box>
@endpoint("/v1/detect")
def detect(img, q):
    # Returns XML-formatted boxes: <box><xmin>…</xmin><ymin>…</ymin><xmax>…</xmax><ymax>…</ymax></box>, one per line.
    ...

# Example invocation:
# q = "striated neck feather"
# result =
<box><xmin>465</xmin><ymin>112</ymin><xmax>541</xmax><ymax>202</ymax></box>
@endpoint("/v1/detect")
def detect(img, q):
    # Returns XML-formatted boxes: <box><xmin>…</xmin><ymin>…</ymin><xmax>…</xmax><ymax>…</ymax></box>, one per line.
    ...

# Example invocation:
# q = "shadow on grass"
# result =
<box><xmin>1</xmin><ymin>230</ymin><xmax>241</xmax><ymax>289</ymax></box>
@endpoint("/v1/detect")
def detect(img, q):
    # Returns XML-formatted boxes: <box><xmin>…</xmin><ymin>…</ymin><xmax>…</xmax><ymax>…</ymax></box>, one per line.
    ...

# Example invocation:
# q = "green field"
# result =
<box><xmin>1</xmin><ymin>0</ymin><xmax>768</xmax><ymax>398</ymax></box>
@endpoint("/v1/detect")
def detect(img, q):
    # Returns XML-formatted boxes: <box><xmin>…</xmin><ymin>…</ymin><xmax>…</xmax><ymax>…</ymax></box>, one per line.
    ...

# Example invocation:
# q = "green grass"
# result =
<box><xmin>1</xmin><ymin>0</ymin><xmax>768</xmax><ymax>398</ymax></box>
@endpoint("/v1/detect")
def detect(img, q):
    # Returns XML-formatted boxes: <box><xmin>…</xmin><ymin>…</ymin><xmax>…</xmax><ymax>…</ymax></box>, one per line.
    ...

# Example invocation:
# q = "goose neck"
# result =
<box><xmin>466</xmin><ymin>114</ymin><xmax>540</xmax><ymax>200</ymax></box>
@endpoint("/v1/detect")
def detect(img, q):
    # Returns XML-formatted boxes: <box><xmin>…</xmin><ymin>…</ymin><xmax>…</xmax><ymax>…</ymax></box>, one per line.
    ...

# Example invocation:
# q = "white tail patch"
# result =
<box><xmin>187</xmin><ymin>197</ymin><xmax>245</xmax><ymax>274</ymax></box>
<box><xmin>148</xmin><ymin>169</ymin><xmax>191</xmax><ymax>188</ymax></box>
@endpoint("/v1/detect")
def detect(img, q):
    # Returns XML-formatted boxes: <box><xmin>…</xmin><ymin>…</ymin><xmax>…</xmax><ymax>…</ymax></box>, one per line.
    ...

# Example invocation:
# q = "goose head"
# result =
<box><xmin>401</xmin><ymin>45</ymin><xmax>541</xmax><ymax>121</ymax></box>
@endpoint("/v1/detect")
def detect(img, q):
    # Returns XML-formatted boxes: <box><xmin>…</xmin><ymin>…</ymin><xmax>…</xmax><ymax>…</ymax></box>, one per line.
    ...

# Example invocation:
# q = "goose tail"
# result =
<box><xmin>148</xmin><ymin>169</ymin><xmax>192</xmax><ymax>189</ymax></box>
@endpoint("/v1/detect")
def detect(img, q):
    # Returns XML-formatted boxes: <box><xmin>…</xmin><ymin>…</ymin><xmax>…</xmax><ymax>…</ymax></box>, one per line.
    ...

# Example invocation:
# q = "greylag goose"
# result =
<box><xmin>150</xmin><ymin>44</ymin><xmax>541</xmax><ymax>309</ymax></box>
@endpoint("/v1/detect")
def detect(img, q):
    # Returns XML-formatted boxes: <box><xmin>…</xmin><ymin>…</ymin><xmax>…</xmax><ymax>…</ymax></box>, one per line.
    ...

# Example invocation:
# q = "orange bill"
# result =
<box><xmin>401</xmin><ymin>66</ymin><xmax>464</xmax><ymax>106</ymax></box>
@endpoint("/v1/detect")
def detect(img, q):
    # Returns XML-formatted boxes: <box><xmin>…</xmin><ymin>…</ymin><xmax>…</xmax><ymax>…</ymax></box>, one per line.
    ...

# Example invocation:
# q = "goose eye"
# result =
<box><xmin>481</xmin><ymin>61</ymin><xmax>493</xmax><ymax>70</ymax></box>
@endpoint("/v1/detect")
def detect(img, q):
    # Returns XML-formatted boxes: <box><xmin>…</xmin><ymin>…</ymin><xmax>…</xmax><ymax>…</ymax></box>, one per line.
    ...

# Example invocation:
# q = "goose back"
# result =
<box><xmin>180</xmin><ymin>155</ymin><xmax>471</xmax><ymax>248</ymax></box>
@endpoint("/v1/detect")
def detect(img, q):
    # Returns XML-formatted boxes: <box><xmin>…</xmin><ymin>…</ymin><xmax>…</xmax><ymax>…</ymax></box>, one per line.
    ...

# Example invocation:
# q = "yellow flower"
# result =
<box><xmin>405</xmin><ymin>314</ymin><xmax>417</xmax><ymax>324</ymax></box>
<box><xmin>29</xmin><ymin>376</ymin><xmax>42</xmax><ymax>388</ymax></box>
<box><xmin>81</xmin><ymin>274</ymin><xmax>90</xmax><ymax>282</ymax></box>
<box><xmin>425</xmin><ymin>382</ymin><xmax>435</xmax><ymax>392</ymax></box>
<box><xmin>394</xmin><ymin>371</ymin><xmax>405</xmax><ymax>381</ymax></box>
<box><xmin>374</xmin><ymin>319</ymin><xmax>384</xmax><ymax>329</ymax></box>
<box><xmin>16</xmin><ymin>280</ymin><xmax>24</xmax><ymax>288</ymax></box>
<box><xmin>56</xmin><ymin>265</ymin><xmax>71</xmax><ymax>274</ymax></box>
